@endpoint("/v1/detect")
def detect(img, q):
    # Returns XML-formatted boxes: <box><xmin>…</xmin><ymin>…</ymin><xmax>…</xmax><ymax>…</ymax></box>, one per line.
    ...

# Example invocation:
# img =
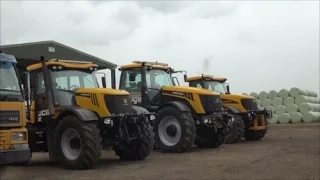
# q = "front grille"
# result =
<box><xmin>0</xmin><ymin>131</ymin><xmax>10</xmax><ymax>150</ymax></box>
<box><xmin>104</xmin><ymin>95</ymin><xmax>133</xmax><ymax>114</ymax></box>
<box><xmin>241</xmin><ymin>99</ymin><xmax>259</xmax><ymax>111</ymax></box>
<box><xmin>0</xmin><ymin>110</ymin><xmax>20</xmax><ymax>124</ymax></box>
<box><xmin>199</xmin><ymin>95</ymin><xmax>222</xmax><ymax>113</ymax></box>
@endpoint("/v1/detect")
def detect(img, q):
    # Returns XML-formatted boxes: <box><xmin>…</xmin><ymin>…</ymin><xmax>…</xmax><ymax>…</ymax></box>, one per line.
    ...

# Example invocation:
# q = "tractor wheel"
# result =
<box><xmin>195</xmin><ymin>126</ymin><xmax>225</xmax><ymax>148</ymax></box>
<box><xmin>243</xmin><ymin>129</ymin><xmax>267</xmax><ymax>141</ymax></box>
<box><xmin>53</xmin><ymin>116</ymin><xmax>102</xmax><ymax>170</ymax></box>
<box><xmin>114</xmin><ymin>123</ymin><xmax>154</xmax><ymax>160</ymax></box>
<box><xmin>154</xmin><ymin>106</ymin><xmax>196</xmax><ymax>153</ymax></box>
<box><xmin>224</xmin><ymin>115</ymin><xmax>245</xmax><ymax>144</ymax></box>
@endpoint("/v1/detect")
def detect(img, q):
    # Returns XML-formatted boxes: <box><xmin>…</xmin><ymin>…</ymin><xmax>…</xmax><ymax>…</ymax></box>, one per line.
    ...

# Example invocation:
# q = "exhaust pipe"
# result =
<box><xmin>40</xmin><ymin>56</ymin><xmax>55</xmax><ymax>115</ymax></box>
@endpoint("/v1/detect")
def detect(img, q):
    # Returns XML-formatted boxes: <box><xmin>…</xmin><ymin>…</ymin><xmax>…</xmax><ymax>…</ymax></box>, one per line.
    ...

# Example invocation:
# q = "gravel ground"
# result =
<box><xmin>1</xmin><ymin>123</ymin><xmax>319</xmax><ymax>180</ymax></box>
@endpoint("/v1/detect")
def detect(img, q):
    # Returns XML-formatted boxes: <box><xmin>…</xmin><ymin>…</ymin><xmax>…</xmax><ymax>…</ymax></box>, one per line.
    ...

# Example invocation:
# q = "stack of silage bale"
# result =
<box><xmin>243</xmin><ymin>87</ymin><xmax>320</xmax><ymax>124</ymax></box>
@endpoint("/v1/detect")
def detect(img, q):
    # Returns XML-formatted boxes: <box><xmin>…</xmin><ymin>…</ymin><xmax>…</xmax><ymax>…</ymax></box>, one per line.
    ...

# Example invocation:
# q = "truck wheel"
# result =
<box><xmin>154</xmin><ymin>106</ymin><xmax>196</xmax><ymax>153</ymax></box>
<box><xmin>224</xmin><ymin>115</ymin><xmax>245</xmax><ymax>144</ymax></box>
<box><xmin>53</xmin><ymin>116</ymin><xmax>101</xmax><ymax>170</ymax></box>
<box><xmin>195</xmin><ymin>127</ymin><xmax>225</xmax><ymax>148</ymax></box>
<box><xmin>243</xmin><ymin>129</ymin><xmax>266</xmax><ymax>141</ymax></box>
<box><xmin>114</xmin><ymin>123</ymin><xmax>153</xmax><ymax>160</ymax></box>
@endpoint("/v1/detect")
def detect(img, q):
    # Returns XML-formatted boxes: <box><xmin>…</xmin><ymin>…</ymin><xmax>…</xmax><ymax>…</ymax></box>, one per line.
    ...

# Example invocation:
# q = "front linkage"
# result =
<box><xmin>101</xmin><ymin>112</ymin><xmax>155</xmax><ymax>160</ymax></box>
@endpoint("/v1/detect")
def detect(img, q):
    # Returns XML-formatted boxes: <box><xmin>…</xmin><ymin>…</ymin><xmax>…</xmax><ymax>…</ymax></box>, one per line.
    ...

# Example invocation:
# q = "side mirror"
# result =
<box><xmin>226</xmin><ymin>83</ymin><xmax>230</xmax><ymax>94</ymax></box>
<box><xmin>129</xmin><ymin>73</ymin><xmax>136</xmax><ymax>81</ymax></box>
<box><xmin>101</xmin><ymin>76</ymin><xmax>106</xmax><ymax>88</ymax></box>
<box><xmin>184</xmin><ymin>74</ymin><xmax>187</xmax><ymax>82</ymax></box>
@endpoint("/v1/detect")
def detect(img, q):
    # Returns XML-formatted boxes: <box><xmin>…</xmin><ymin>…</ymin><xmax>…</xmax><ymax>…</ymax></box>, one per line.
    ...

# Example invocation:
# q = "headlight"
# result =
<box><xmin>104</xmin><ymin>118</ymin><xmax>113</xmax><ymax>126</ymax></box>
<box><xmin>12</xmin><ymin>132</ymin><xmax>26</xmax><ymax>141</ymax></box>
<box><xmin>150</xmin><ymin>115</ymin><xmax>155</xmax><ymax>121</ymax></box>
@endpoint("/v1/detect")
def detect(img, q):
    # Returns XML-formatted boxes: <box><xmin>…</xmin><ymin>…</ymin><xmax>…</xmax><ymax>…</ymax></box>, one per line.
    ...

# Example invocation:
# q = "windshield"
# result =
<box><xmin>203</xmin><ymin>81</ymin><xmax>227</xmax><ymax>94</ymax></box>
<box><xmin>147</xmin><ymin>69</ymin><xmax>173</xmax><ymax>88</ymax></box>
<box><xmin>37</xmin><ymin>70</ymin><xmax>98</xmax><ymax>93</ymax></box>
<box><xmin>0</xmin><ymin>62</ymin><xmax>22</xmax><ymax>95</ymax></box>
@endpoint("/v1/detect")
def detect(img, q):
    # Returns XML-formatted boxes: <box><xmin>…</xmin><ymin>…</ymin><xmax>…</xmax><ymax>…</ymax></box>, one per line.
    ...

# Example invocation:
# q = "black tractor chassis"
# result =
<box><xmin>100</xmin><ymin>113</ymin><xmax>154</xmax><ymax>149</ymax></box>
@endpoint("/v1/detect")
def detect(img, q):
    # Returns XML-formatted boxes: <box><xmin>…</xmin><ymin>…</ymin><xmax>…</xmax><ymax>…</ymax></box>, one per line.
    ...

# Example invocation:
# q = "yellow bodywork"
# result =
<box><xmin>120</xmin><ymin>62</ymin><xmax>221</xmax><ymax>115</ymax></box>
<box><xmin>187</xmin><ymin>75</ymin><xmax>267</xmax><ymax>130</ymax></box>
<box><xmin>27</xmin><ymin>61</ymin><xmax>132</xmax><ymax>123</ymax></box>
<box><xmin>0</xmin><ymin>101</ymin><xmax>28</xmax><ymax>150</ymax></box>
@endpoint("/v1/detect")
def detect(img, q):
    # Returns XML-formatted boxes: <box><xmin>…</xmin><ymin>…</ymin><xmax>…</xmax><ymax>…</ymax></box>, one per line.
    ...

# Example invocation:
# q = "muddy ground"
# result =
<box><xmin>1</xmin><ymin>123</ymin><xmax>319</xmax><ymax>180</ymax></box>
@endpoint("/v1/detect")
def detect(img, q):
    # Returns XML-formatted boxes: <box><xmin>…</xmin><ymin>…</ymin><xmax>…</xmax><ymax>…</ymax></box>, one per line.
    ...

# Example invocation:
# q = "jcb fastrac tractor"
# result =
<box><xmin>22</xmin><ymin>57</ymin><xmax>154</xmax><ymax>170</ymax></box>
<box><xmin>118</xmin><ymin>61</ymin><xmax>235</xmax><ymax>153</ymax></box>
<box><xmin>186</xmin><ymin>75</ymin><xmax>273</xmax><ymax>143</ymax></box>
<box><xmin>0</xmin><ymin>51</ymin><xmax>31</xmax><ymax>165</ymax></box>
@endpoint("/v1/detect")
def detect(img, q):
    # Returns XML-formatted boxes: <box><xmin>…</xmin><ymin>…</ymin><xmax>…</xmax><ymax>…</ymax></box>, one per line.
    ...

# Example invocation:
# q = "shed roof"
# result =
<box><xmin>0</xmin><ymin>40</ymin><xmax>117</xmax><ymax>70</ymax></box>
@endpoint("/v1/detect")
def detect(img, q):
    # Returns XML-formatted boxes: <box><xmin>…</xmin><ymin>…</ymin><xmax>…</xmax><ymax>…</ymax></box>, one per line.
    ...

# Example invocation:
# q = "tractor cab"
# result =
<box><xmin>119</xmin><ymin>61</ymin><xmax>185</xmax><ymax>109</ymax></box>
<box><xmin>186</xmin><ymin>75</ymin><xmax>229</xmax><ymax>95</ymax></box>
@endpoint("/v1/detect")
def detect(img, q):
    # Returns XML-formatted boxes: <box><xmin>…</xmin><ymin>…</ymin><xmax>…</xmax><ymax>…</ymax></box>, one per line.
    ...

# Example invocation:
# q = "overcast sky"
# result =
<box><xmin>1</xmin><ymin>1</ymin><xmax>319</xmax><ymax>95</ymax></box>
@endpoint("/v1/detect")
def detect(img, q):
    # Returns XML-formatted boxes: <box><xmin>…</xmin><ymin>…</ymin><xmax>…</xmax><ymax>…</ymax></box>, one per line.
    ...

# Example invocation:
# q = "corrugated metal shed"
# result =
<box><xmin>0</xmin><ymin>40</ymin><xmax>117</xmax><ymax>88</ymax></box>
<box><xmin>0</xmin><ymin>40</ymin><xmax>116</xmax><ymax>70</ymax></box>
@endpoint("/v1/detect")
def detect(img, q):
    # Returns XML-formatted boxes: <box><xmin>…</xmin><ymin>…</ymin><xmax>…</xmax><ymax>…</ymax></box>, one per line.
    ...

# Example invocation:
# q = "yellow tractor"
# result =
<box><xmin>0</xmin><ymin>51</ymin><xmax>31</xmax><ymax>165</ymax></box>
<box><xmin>118</xmin><ymin>61</ymin><xmax>235</xmax><ymax>153</ymax></box>
<box><xmin>186</xmin><ymin>75</ymin><xmax>273</xmax><ymax>143</ymax></box>
<box><xmin>22</xmin><ymin>57</ymin><xmax>154</xmax><ymax>170</ymax></box>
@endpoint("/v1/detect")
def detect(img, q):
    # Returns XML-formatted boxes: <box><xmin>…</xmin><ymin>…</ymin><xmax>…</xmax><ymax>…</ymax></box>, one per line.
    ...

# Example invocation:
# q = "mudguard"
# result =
<box><xmin>132</xmin><ymin>105</ymin><xmax>150</xmax><ymax>114</ymax></box>
<box><xmin>158</xmin><ymin>101</ymin><xmax>191</xmax><ymax>112</ymax></box>
<box><xmin>224</xmin><ymin>106</ymin><xmax>241</xmax><ymax>113</ymax></box>
<box><xmin>56</xmin><ymin>107</ymin><xmax>99</xmax><ymax>121</ymax></box>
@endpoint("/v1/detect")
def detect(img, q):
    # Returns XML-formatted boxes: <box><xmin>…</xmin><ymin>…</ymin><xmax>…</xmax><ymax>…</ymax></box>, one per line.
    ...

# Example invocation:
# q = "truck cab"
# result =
<box><xmin>0</xmin><ymin>51</ymin><xmax>31</xmax><ymax>164</ymax></box>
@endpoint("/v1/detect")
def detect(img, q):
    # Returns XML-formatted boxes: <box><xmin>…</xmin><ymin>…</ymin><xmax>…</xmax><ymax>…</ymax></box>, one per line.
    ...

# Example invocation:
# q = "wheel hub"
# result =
<box><xmin>61</xmin><ymin>128</ymin><xmax>82</xmax><ymax>160</ymax></box>
<box><xmin>166</xmin><ymin>124</ymin><xmax>178</xmax><ymax>137</ymax></box>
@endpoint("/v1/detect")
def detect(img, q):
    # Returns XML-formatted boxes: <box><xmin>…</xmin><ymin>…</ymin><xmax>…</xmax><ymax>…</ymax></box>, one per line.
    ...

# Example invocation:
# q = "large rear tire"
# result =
<box><xmin>53</xmin><ymin>116</ymin><xmax>102</xmax><ymax>170</ymax></box>
<box><xmin>154</xmin><ymin>106</ymin><xmax>196</xmax><ymax>153</ymax></box>
<box><xmin>114</xmin><ymin>123</ymin><xmax>154</xmax><ymax>160</ymax></box>
<box><xmin>224</xmin><ymin>115</ymin><xmax>245</xmax><ymax>144</ymax></box>
<box><xmin>243</xmin><ymin>129</ymin><xmax>266</xmax><ymax>141</ymax></box>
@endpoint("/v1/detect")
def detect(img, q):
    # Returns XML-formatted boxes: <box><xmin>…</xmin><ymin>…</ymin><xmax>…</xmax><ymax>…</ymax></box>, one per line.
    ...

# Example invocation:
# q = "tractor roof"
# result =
<box><xmin>186</xmin><ymin>75</ymin><xmax>227</xmax><ymax>83</ymax></box>
<box><xmin>119</xmin><ymin>61</ymin><xmax>171</xmax><ymax>70</ymax></box>
<box><xmin>26</xmin><ymin>59</ymin><xmax>98</xmax><ymax>71</ymax></box>
<box><xmin>0</xmin><ymin>52</ymin><xmax>17</xmax><ymax>64</ymax></box>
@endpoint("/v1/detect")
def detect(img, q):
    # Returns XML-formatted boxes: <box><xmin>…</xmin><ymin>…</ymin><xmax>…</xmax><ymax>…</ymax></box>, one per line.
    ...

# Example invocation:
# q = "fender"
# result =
<box><xmin>158</xmin><ymin>101</ymin><xmax>191</xmax><ymax>112</ymax></box>
<box><xmin>56</xmin><ymin>107</ymin><xmax>99</xmax><ymax>122</ymax></box>
<box><xmin>223</xmin><ymin>105</ymin><xmax>241</xmax><ymax>113</ymax></box>
<box><xmin>132</xmin><ymin>105</ymin><xmax>150</xmax><ymax>114</ymax></box>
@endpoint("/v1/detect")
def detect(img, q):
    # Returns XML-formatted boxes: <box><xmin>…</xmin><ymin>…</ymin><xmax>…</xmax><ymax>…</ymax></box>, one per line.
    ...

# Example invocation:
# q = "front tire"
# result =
<box><xmin>195</xmin><ymin>126</ymin><xmax>225</xmax><ymax>148</ymax></box>
<box><xmin>53</xmin><ymin>116</ymin><xmax>102</xmax><ymax>170</ymax></box>
<box><xmin>224</xmin><ymin>115</ymin><xmax>245</xmax><ymax>144</ymax></box>
<box><xmin>154</xmin><ymin>106</ymin><xmax>196</xmax><ymax>153</ymax></box>
<box><xmin>113</xmin><ymin>123</ymin><xmax>154</xmax><ymax>160</ymax></box>
<box><xmin>243</xmin><ymin>129</ymin><xmax>266</xmax><ymax>141</ymax></box>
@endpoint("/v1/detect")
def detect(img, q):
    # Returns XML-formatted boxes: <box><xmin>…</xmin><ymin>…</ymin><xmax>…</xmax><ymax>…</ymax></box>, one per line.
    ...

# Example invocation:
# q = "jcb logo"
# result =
<box><xmin>38</xmin><ymin>110</ymin><xmax>50</xmax><ymax>117</ymax></box>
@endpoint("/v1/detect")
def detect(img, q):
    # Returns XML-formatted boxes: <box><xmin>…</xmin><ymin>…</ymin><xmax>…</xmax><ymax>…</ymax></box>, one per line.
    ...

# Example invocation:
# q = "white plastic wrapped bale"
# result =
<box><xmin>290</xmin><ymin>112</ymin><xmax>302</xmax><ymax>123</ymax></box>
<box><xmin>276</xmin><ymin>105</ymin><xmax>287</xmax><ymax>115</ymax></box>
<box><xmin>279</xmin><ymin>89</ymin><xmax>289</xmax><ymax>99</ymax></box>
<box><xmin>309</xmin><ymin>97</ymin><xmax>319</xmax><ymax>104</ymax></box>
<box><xmin>272</xmin><ymin>97</ymin><xmax>283</xmax><ymax>107</ymax></box>
<box><xmin>256</xmin><ymin>99</ymin><xmax>262</xmax><ymax>107</ymax></box>
<box><xmin>295</xmin><ymin>95</ymin><xmax>312</xmax><ymax>105</ymax></box>
<box><xmin>302</xmin><ymin>112</ymin><xmax>320</xmax><ymax>123</ymax></box>
<box><xmin>249</xmin><ymin>92</ymin><xmax>259</xmax><ymax>99</ymax></box>
<box><xmin>289</xmin><ymin>87</ymin><xmax>309</xmax><ymax>98</ymax></box>
<box><xmin>259</xmin><ymin>91</ymin><xmax>268</xmax><ymax>101</ymax></box>
<box><xmin>268</xmin><ymin>114</ymin><xmax>279</xmax><ymax>124</ymax></box>
<box><xmin>266</xmin><ymin>106</ymin><xmax>275</xmax><ymax>113</ymax></box>
<box><xmin>284</xmin><ymin>97</ymin><xmax>295</xmax><ymax>106</ymax></box>
<box><xmin>278</xmin><ymin>113</ymin><xmax>291</xmax><ymax>124</ymax></box>
<box><xmin>287</xmin><ymin>104</ymin><xmax>299</xmax><ymax>113</ymax></box>
<box><xmin>299</xmin><ymin>103</ymin><xmax>317</xmax><ymax>113</ymax></box>
<box><xmin>262</xmin><ymin>99</ymin><xmax>272</xmax><ymax>108</ymax></box>
<box><xmin>268</xmin><ymin>90</ymin><xmax>278</xmax><ymax>100</ymax></box>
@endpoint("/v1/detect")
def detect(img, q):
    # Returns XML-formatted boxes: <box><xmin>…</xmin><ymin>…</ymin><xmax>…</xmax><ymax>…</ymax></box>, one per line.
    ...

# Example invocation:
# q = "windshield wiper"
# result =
<box><xmin>0</xmin><ymin>88</ymin><xmax>20</xmax><ymax>92</ymax></box>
